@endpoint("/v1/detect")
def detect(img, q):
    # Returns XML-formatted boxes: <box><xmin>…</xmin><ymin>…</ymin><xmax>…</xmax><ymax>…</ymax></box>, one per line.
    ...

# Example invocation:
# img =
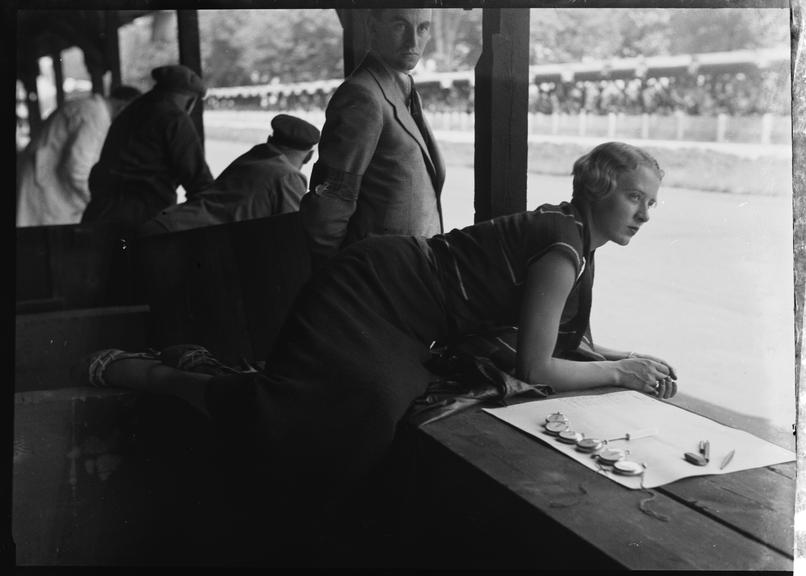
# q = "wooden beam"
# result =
<box><xmin>21</xmin><ymin>56</ymin><xmax>42</xmax><ymax>136</ymax></box>
<box><xmin>474</xmin><ymin>8</ymin><xmax>530</xmax><ymax>222</ymax></box>
<box><xmin>336</xmin><ymin>9</ymin><xmax>369</xmax><ymax>78</ymax></box>
<box><xmin>51</xmin><ymin>50</ymin><xmax>65</xmax><ymax>107</ymax></box>
<box><xmin>105</xmin><ymin>11</ymin><xmax>122</xmax><ymax>90</ymax></box>
<box><xmin>176</xmin><ymin>9</ymin><xmax>205</xmax><ymax>147</ymax></box>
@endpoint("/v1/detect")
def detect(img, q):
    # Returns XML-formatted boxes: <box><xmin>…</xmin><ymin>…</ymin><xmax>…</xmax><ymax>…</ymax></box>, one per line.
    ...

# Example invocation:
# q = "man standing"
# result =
<box><xmin>140</xmin><ymin>114</ymin><xmax>320</xmax><ymax>235</ymax></box>
<box><xmin>81</xmin><ymin>65</ymin><xmax>214</xmax><ymax>233</ymax></box>
<box><xmin>16</xmin><ymin>85</ymin><xmax>141</xmax><ymax>227</ymax></box>
<box><xmin>300</xmin><ymin>8</ymin><xmax>445</xmax><ymax>260</ymax></box>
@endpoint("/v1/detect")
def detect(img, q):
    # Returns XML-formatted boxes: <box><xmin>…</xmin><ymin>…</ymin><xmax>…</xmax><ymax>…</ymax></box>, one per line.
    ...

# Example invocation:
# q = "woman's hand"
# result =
<box><xmin>628</xmin><ymin>352</ymin><xmax>677</xmax><ymax>380</ymax></box>
<box><xmin>616</xmin><ymin>356</ymin><xmax>678</xmax><ymax>399</ymax></box>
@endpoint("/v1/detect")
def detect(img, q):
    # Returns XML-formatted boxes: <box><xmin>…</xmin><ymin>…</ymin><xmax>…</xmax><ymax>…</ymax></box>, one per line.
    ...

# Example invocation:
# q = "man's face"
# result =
<box><xmin>369</xmin><ymin>9</ymin><xmax>432</xmax><ymax>73</ymax></box>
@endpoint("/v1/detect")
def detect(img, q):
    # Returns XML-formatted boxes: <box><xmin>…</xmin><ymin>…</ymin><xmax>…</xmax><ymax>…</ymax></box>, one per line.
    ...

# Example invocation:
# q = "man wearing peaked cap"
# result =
<box><xmin>82</xmin><ymin>65</ymin><xmax>214</xmax><ymax>232</ymax></box>
<box><xmin>141</xmin><ymin>114</ymin><xmax>321</xmax><ymax>236</ymax></box>
<box><xmin>270</xmin><ymin>114</ymin><xmax>320</xmax><ymax>150</ymax></box>
<box><xmin>151</xmin><ymin>64</ymin><xmax>207</xmax><ymax>96</ymax></box>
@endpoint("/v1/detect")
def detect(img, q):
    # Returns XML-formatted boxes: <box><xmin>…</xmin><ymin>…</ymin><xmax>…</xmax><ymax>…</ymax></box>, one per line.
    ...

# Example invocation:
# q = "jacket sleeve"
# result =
<box><xmin>60</xmin><ymin>105</ymin><xmax>109</xmax><ymax>202</ymax></box>
<box><xmin>300</xmin><ymin>82</ymin><xmax>383</xmax><ymax>258</ymax></box>
<box><xmin>274</xmin><ymin>172</ymin><xmax>307</xmax><ymax>214</ymax></box>
<box><xmin>165</xmin><ymin>112</ymin><xmax>215</xmax><ymax>198</ymax></box>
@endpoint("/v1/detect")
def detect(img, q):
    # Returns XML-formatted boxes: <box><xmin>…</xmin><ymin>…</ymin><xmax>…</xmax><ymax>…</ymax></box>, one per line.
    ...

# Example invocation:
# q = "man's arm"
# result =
<box><xmin>166</xmin><ymin>112</ymin><xmax>214</xmax><ymax>199</ymax></box>
<box><xmin>300</xmin><ymin>82</ymin><xmax>383</xmax><ymax>258</ymax></box>
<box><xmin>274</xmin><ymin>172</ymin><xmax>307</xmax><ymax>214</ymax></box>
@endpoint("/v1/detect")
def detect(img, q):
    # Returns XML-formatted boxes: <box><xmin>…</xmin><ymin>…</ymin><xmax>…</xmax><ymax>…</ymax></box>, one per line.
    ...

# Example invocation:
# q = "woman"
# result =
<box><xmin>76</xmin><ymin>141</ymin><xmax>676</xmax><ymax>548</ymax></box>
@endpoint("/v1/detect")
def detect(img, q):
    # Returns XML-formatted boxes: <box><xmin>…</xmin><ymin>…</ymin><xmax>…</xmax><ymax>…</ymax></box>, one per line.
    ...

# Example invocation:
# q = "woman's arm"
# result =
<box><xmin>516</xmin><ymin>251</ymin><xmax>676</xmax><ymax>397</ymax></box>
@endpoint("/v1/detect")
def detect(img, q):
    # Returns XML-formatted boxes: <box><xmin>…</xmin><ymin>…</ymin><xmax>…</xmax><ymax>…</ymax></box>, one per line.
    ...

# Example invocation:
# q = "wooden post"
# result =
<box><xmin>641</xmin><ymin>113</ymin><xmax>650</xmax><ymax>139</ymax></box>
<box><xmin>474</xmin><ymin>8</ymin><xmax>530</xmax><ymax>222</ymax></box>
<box><xmin>52</xmin><ymin>51</ymin><xmax>65</xmax><ymax>108</ymax></box>
<box><xmin>578</xmin><ymin>109</ymin><xmax>587</xmax><ymax>137</ymax></box>
<box><xmin>607</xmin><ymin>112</ymin><xmax>616</xmax><ymax>138</ymax></box>
<box><xmin>105</xmin><ymin>11</ymin><xmax>122</xmax><ymax>89</ymax></box>
<box><xmin>716</xmin><ymin>113</ymin><xmax>727</xmax><ymax>143</ymax></box>
<box><xmin>21</xmin><ymin>56</ymin><xmax>42</xmax><ymax>137</ymax></box>
<box><xmin>337</xmin><ymin>9</ymin><xmax>369</xmax><ymax>78</ymax></box>
<box><xmin>176</xmin><ymin>9</ymin><xmax>205</xmax><ymax>147</ymax></box>
<box><xmin>761</xmin><ymin>113</ymin><xmax>773</xmax><ymax>145</ymax></box>
<box><xmin>675</xmin><ymin>110</ymin><xmax>686</xmax><ymax>141</ymax></box>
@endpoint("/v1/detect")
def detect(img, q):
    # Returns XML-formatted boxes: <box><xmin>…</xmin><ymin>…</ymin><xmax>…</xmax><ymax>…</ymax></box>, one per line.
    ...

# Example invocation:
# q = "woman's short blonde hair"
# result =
<box><xmin>572</xmin><ymin>142</ymin><xmax>664</xmax><ymax>203</ymax></box>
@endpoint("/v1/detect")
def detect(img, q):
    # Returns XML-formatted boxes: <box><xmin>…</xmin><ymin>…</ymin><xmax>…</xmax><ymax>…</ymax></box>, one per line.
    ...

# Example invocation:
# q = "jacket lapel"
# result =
<box><xmin>363</xmin><ymin>53</ymin><xmax>442</xmax><ymax>192</ymax></box>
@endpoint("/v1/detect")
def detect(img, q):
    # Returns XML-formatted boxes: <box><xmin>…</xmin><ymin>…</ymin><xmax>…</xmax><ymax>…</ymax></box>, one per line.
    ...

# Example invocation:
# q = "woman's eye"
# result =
<box><xmin>418</xmin><ymin>24</ymin><xmax>430</xmax><ymax>34</ymax></box>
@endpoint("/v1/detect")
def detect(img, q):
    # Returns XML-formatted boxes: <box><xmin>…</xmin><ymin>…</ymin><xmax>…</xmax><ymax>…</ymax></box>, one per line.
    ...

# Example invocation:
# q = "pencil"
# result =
<box><xmin>720</xmin><ymin>449</ymin><xmax>735</xmax><ymax>470</ymax></box>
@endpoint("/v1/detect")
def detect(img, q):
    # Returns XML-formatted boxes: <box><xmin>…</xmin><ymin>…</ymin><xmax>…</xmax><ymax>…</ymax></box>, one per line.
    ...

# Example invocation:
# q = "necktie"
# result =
<box><xmin>408</xmin><ymin>78</ymin><xmax>435</xmax><ymax>159</ymax></box>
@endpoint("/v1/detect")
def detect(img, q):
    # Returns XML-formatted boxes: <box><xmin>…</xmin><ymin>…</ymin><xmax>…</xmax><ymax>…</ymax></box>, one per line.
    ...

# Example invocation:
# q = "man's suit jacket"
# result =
<box><xmin>141</xmin><ymin>142</ymin><xmax>307</xmax><ymax>235</ymax></box>
<box><xmin>300</xmin><ymin>51</ymin><xmax>445</xmax><ymax>258</ymax></box>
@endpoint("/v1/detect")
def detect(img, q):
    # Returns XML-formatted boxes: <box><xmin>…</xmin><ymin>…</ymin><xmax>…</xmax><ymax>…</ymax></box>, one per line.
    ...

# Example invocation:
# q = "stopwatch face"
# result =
<box><xmin>545</xmin><ymin>412</ymin><xmax>568</xmax><ymax>424</ymax></box>
<box><xmin>544</xmin><ymin>421</ymin><xmax>569</xmax><ymax>435</ymax></box>
<box><xmin>557</xmin><ymin>430</ymin><xmax>583</xmax><ymax>444</ymax></box>
<box><xmin>598</xmin><ymin>449</ymin><xmax>626</xmax><ymax>463</ymax></box>
<box><xmin>613</xmin><ymin>460</ymin><xmax>645</xmax><ymax>476</ymax></box>
<box><xmin>577</xmin><ymin>438</ymin><xmax>603</xmax><ymax>452</ymax></box>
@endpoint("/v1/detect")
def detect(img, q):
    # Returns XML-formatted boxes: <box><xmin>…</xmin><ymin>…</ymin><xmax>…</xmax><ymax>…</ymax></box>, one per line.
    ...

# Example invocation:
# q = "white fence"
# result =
<box><xmin>203</xmin><ymin>109</ymin><xmax>791</xmax><ymax>146</ymax></box>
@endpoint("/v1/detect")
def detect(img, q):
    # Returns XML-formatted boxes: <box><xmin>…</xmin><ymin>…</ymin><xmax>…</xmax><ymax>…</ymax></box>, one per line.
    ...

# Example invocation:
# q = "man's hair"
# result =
<box><xmin>571</xmin><ymin>141</ymin><xmax>664</xmax><ymax>203</ymax></box>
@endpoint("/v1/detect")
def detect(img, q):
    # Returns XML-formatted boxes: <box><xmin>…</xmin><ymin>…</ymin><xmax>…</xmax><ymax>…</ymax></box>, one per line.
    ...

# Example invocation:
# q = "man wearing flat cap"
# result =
<box><xmin>82</xmin><ymin>64</ymin><xmax>215</xmax><ymax>232</ymax></box>
<box><xmin>140</xmin><ymin>114</ymin><xmax>320</xmax><ymax>236</ymax></box>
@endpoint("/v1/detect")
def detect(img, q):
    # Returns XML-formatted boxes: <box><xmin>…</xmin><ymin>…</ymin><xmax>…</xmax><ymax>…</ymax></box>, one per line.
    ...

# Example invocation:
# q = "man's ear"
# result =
<box><xmin>303</xmin><ymin>150</ymin><xmax>314</xmax><ymax>165</ymax></box>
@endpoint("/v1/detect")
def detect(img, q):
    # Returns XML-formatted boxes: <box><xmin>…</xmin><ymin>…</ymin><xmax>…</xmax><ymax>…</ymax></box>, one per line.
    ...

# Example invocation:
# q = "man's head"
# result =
<box><xmin>268</xmin><ymin>114</ymin><xmax>321</xmax><ymax>167</ymax></box>
<box><xmin>367</xmin><ymin>9</ymin><xmax>432</xmax><ymax>73</ymax></box>
<box><xmin>151</xmin><ymin>64</ymin><xmax>206</xmax><ymax>113</ymax></box>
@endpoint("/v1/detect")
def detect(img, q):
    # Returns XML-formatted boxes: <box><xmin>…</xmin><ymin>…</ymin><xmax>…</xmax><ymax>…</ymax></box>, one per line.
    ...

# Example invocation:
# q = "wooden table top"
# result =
<box><xmin>414</xmin><ymin>390</ymin><xmax>795</xmax><ymax>571</ymax></box>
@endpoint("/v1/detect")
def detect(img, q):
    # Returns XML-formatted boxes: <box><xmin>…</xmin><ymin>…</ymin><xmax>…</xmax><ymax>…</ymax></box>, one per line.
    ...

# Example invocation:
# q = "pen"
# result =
<box><xmin>720</xmin><ymin>449</ymin><xmax>735</xmax><ymax>470</ymax></box>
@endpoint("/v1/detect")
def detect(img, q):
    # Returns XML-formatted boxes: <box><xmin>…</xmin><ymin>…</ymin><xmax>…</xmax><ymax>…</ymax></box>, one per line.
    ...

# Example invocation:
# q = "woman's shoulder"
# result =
<box><xmin>531</xmin><ymin>201</ymin><xmax>581</xmax><ymax>222</ymax></box>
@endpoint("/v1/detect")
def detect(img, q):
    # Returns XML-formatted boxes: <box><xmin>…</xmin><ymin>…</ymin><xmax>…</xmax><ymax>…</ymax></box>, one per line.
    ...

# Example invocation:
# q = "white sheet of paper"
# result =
<box><xmin>483</xmin><ymin>390</ymin><xmax>795</xmax><ymax>489</ymax></box>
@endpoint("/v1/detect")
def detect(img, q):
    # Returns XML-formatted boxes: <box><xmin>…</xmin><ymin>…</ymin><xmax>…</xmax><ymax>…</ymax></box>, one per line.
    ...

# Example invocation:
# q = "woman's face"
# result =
<box><xmin>590</xmin><ymin>164</ymin><xmax>661</xmax><ymax>248</ymax></box>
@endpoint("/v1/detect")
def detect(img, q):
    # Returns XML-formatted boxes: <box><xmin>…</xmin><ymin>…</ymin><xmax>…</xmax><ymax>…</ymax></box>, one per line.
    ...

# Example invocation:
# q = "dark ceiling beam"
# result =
<box><xmin>105</xmin><ymin>11</ymin><xmax>122</xmax><ymax>89</ymax></box>
<box><xmin>336</xmin><ymin>9</ymin><xmax>369</xmax><ymax>78</ymax></box>
<box><xmin>177</xmin><ymin>9</ymin><xmax>205</xmax><ymax>147</ymax></box>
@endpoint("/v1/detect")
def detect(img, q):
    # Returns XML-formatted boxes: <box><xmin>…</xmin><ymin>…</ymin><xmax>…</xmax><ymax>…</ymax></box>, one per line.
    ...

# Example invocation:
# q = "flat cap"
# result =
<box><xmin>270</xmin><ymin>114</ymin><xmax>321</xmax><ymax>150</ymax></box>
<box><xmin>151</xmin><ymin>65</ymin><xmax>206</xmax><ymax>96</ymax></box>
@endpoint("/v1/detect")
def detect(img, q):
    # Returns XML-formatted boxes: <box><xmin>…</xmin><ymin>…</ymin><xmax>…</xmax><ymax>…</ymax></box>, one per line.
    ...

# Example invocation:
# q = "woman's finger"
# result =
<box><xmin>666</xmin><ymin>379</ymin><xmax>678</xmax><ymax>398</ymax></box>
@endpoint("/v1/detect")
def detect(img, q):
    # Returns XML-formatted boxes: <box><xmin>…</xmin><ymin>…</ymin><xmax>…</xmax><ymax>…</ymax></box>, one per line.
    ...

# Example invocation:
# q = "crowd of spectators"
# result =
<box><xmin>528</xmin><ymin>70</ymin><xmax>790</xmax><ymax>117</ymax></box>
<box><xmin>207</xmin><ymin>68</ymin><xmax>790</xmax><ymax>119</ymax></box>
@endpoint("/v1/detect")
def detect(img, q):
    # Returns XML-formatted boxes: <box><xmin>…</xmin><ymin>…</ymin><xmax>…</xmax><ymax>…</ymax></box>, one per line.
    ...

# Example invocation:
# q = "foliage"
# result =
<box><xmin>529</xmin><ymin>8</ymin><xmax>790</xmax><ymax>64</ymax></box>
<box><xmin>118</xmin><ymin>11</ymin><xmax>179</xmax><ymax>92</ymax></box>
<box><xmin>115</xmin><ymin>8</ymin><xmax>790</xmax><ymax>89</ymax></box>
